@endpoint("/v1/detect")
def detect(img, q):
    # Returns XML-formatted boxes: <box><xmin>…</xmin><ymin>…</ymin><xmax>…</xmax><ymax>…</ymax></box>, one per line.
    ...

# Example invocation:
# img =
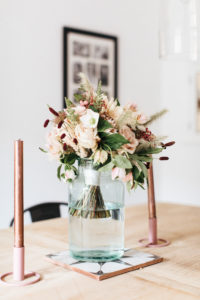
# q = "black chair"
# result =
<box><xmin>9</xmin><ymin>202</ymin><xmax>68</xmax><ymax>227</ymax></box>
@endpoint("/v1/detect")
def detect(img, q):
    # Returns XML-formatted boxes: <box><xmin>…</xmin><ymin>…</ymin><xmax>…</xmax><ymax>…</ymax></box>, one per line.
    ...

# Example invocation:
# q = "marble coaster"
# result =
<box><xmin>45</xmin><ymin>249</ymin><xmax>163</xmax><ymax>280</ymax></box>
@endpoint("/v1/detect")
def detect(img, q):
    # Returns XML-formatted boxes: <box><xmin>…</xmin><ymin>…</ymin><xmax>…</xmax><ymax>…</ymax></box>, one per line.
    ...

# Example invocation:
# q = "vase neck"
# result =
<box><xmin>79</xmin><ymin>160</ymin><xmax>100</xmax><ymax>186</ymax></box>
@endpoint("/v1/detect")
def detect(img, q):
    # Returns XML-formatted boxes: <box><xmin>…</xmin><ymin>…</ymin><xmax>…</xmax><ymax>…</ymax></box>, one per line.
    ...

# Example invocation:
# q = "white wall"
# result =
<box><xmin>0</xmin><ymin>0</ymin><xmax>161</xmax><ymax>228</ymax></box>
<box><xmin>158</xmin><ymin>61</ymin><xmax>200</xmax><ymax>206</ymax></box>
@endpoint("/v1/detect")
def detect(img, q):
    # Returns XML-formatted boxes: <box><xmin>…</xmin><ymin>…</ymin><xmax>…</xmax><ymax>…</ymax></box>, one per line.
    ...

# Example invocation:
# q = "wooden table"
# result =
<box><xmin>0</xmin><ymin>203</ymin><xmax>200</xmax><ymax>300</ymax></box>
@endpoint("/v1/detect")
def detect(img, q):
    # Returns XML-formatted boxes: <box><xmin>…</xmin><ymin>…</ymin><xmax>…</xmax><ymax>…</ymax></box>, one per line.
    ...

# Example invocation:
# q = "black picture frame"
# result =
<box><xmin>63</xmin><ymin>27</ymin><xmax>118</xmax><ymax>107</ymax></box>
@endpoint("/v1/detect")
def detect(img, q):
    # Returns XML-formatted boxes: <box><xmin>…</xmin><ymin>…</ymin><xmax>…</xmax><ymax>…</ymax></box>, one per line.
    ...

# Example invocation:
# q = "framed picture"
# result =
<box><xmin>63</xmin><ymin>27</ymin><xmax>118</xmax><ymax>105</ymax></box>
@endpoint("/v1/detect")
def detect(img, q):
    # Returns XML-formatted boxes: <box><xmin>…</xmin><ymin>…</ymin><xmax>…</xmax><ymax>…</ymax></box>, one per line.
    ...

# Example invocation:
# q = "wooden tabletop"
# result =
<box><xmin>0</xmin><ymin>203</ymin><xmax>200</xmax><ymax>300</ymax></box>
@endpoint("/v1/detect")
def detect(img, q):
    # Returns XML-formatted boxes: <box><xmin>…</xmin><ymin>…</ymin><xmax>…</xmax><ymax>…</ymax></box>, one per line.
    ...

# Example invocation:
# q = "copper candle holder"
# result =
<box><xmin>138</xmin><ymin>162</ymin><xmax>170</xmax><ymax>248</ymax></box>
<box><xmin>0</xmin><ymin>140</ymin><xmax>41</xmax><ymax>286</ymax></box>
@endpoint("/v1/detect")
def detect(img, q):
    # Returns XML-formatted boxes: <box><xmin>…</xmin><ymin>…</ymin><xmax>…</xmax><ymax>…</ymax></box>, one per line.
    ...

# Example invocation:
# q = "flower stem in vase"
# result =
<box><xmin>69</xmin><ymin>185</ymin><xmax>111</xmax><ymax>218</ymax></box>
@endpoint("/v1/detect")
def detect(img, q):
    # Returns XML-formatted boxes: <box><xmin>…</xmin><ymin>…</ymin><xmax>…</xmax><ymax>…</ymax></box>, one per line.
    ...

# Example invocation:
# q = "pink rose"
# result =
<box><xmin>112</xmin><ymin>167</ymin><xmax>126</xmax><ymax>180</ymax></box>
<box><xmin>119</xmin><ymin>125</ymin><xmax>139</xmax><ymax>154</ymax></box>
<box><xmin>137</xmin><ymin>113</ymin><xmax>148</xmax><ymax>124</ymax></box>
<box><xmin>122</xmin><ymin>172</ymin><xmax>133</xmax><ymax>183</ymax></box>
<box><xmin>65</xmin><ymin>169</ymin><xmax>76</xmax><ymax>181</ymax></box>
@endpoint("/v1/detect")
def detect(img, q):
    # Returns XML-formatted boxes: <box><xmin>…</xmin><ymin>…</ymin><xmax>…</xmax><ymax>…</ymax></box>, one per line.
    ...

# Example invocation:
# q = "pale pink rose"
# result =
<box><xmin>65</xmin><ymin>169</ymin><xmax>76</xmax><ymax>181</ymax></box>
<box><xmin>119</xmin><ymin>125</ymin><xmax>139</xmax><ymax>154</ymax></box>
<box><xmin>106</xmin><ymin>98</ymin><xmax>123</xmax><ymax>121</ymax></box>
<box><xmin>122</xmin><ymin>172</ymin><xmax>133</xmax><ymax>183</ymax></box>
<box><xmin>124</xmin><ymin>103</ymin><xmax>138</xmax><ymax>112</ymax></box>
<box><xmin>75</xmin><ymin>124</ymin><xmax>98</xmax><ymax>150</ymax></box>
<box><xmin>72</xmin><ymin>105</ymin><xmax>86</xmax><ymax>116</ymax></box>
<box><xmin>112</xmin><ymin>167</ymin><xmax>126</xmax><ymax>180</ymax></box>
<box><xmin>94</xmin><ymin>149</ymin><xmax>108</xmax><ymax>164</ymax></box>
<box><xmin>137</xmin><ymin>113</ymin><xmax>148</xmax><ymax>124</ymax></box>
<box><xmin>46</xmin><ymin>128</ymin><xmax>62</xmax><ymax>160</ymax></box>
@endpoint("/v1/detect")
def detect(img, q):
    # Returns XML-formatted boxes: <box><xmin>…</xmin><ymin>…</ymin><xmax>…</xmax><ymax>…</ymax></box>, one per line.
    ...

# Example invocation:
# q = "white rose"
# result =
<box><xmin>75</xmin><ymin>124</ymin><xmax>98</xmax><ymax>150</ymax></box>
<box><xmin>46</xmin><ymin>128</ymin><xmax>62</xmax><ymax>160</ymax></box>
<box><xmin>80</xmin><ymin>109</ymin><xmax>99</xmax><ymax>128</ymax></box>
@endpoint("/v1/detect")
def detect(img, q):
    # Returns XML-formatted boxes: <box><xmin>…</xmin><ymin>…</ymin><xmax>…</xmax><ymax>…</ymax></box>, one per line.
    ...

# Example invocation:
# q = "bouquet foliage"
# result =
<box><xmin>41</xmin><ymin>73</ymin><xmax>174</xmax><ymax>191</ymax></box>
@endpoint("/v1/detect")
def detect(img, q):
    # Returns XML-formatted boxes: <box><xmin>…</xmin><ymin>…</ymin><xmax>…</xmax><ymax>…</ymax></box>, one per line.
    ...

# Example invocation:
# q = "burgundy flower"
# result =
<box><xmin>60</xmin><ymin>133</ymin><xmax>66</xmax><ymax>139</ymax></box>
<box><xmin>164</xmin><ymin>141</ymin><xmax>175</xmax><ymax>147</ymax></box>
<box><xmin>63</xmin><ymin>143</ymin><xmax>67</xmax><ymax>151</ymax></box>
<box><xmin>49</xmin><ymin>107</ymin><xmax>59</xmax><ymax>117</ymax></box>
<box><xmin>73</xmin><ymin>138</ymin><xmax>78</xmax><ymax>145</ymax></box>
<box><xmin>58</xmin><ymin>120</ymin><xmax>63</xmax><ymax>128</ymax></box>
<box><xmin>159</xmin><ymin>156</ymin><xmax>169</xmax><ymax>160</ymax></box>
<box><xmin>43</xmin><ymin>119</ymin><xmax>49</xmax><ymax>128</ymax></box>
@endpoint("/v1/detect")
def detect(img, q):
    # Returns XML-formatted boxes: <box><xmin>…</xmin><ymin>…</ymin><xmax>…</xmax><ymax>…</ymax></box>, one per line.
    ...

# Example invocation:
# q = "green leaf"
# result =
<box><xmin>131</xmin><ymin>154</ymin><xmax>152</xmax><ymax>162</ymax></box>
<box><xmin>100</xmin><ymin>133</ymin><xmax>129</xmax><ymax>151</ymax></box>
<box><xmin>115</xmin><ymin>98</ymin><xmax>120</xmax><ymax>106</ymax></box>
<box><xmin>138</xmin><ymin>147</ymin><xmax>163</xmax><ymax>155</ymax></box>
<box><xmin>127</xmin><ymin>181</ymin><xmax>132</xmax><ymax>191</ymax></box>
<box><xmin>65</xmin><ymin>97</ymin><xmax>74</xmax><ymax>108</ymax></box>
<box><xmin>89</xmin><ymin>105</ymin><xmax>98</xmax><ymax>112</ymax></box>
<box><xmin>39</xmin><ymin>147</ymin><xmax>47</xmax><ymax>153</ymax></box>
<box><xmin>136</xmin><ymin>172</ymin><xmax>145</xmax><ymax>184</ymax></box>
<box><xmin>97</xmin><ymin>117</ymin><xmax>113</xmax><ymax>132</ymax></box>
<box><xmin>136</xmin><ymin>160</ymin><xmax>148</xmax><ymax>179</ymax></box>
<box><xmin>113</xmin><ymin>155</ymin><xmax>132</xmax><ymax>169</ymax></box>
<box><xmin>60</xmin><ymin>153</ymin><xmax>78</xmax><ymax>165</ymax></box>
<box><xmin>132</xmin><ymin>165</ymin><xmax>140</xmax><ymax>180</ymax></box>
<box><xmin>57</xmin><ymin>165</ymin><xmax>62</xmax><ymax>180</ymax></box>
<box><xmin>97</xmin><ymin>80</ymin><xmax>102</xmax><ymax>95</ymax></box>
<box><xmin>74</xmin><ymin>94</ymin><xmax>82</xmax><ymax>102</ymax></box>
<box><xmin>136</xmin><ymin>182</ymin><xmax>145</xmax><ymax>189</ymax></box>
<box><xmin>98</xmin><ymin>161</ymin><xmax>114</xmax><ymax>172</ymax></box>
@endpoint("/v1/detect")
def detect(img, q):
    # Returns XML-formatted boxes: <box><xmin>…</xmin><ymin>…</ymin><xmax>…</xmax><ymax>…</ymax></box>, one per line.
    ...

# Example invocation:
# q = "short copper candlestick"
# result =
<box><xmin>0</xmin><ymin>140</ymin><xmax>41</xmax><ymax>286</ymax></box>
<box><xmin>138</xmin><ymin>162</ymin><xmax>170</xmax><ymax>248</ymax></box>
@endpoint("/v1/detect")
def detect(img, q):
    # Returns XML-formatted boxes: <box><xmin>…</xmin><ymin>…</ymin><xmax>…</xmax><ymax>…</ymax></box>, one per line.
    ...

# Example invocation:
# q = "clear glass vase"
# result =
<box><xmin>68</xmin><ymin>159</ymin><xmax>125</xmax><ymax>262</ymax></box>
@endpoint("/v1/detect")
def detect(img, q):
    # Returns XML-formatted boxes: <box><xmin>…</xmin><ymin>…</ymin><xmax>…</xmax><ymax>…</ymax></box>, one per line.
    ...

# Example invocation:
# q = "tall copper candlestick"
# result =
<box><xmin>14</xmin><ymin>140</ymin><xmax>24</xmax><ymax>248</ymax></box>
<box><xmin>0</xmin><ymin>140</ymin><xmax>41</xmax><ymax>286</ymax></box>
<box><xmin>14</xmin><ymin>140</ymin><xmax>24</xmax><ymax>281</ymax></box>
<box><xmin>147</xmin><ymin>162</ymin><xmax>157</xmax><ymax>244</ymax></box>
<box><xmin>138</xmin><ymin>161</ymin><xmax>170</xmax><ymax>247</ymax></box>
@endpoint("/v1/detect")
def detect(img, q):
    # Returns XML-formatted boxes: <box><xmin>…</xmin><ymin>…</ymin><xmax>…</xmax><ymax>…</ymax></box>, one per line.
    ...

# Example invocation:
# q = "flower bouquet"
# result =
<box><xmin>41</xmin><ymin>73</ymin><xmax>174</xmax><ymax>218</ymax></box>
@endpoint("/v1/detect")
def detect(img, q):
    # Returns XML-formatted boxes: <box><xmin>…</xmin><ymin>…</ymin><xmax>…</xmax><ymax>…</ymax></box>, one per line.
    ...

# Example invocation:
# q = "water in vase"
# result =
<box><xmin>68</xmin><ymin>202</ymin><xmax>124</xmax><ymax>262</ymax></box>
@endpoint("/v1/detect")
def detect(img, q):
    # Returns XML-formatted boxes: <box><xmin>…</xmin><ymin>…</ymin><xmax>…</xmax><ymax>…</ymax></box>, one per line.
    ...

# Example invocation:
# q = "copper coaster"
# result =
<box><xmin>45</xmin><ymin>249</ymin><xmax>163</xmax><ymax>281</ymax></box>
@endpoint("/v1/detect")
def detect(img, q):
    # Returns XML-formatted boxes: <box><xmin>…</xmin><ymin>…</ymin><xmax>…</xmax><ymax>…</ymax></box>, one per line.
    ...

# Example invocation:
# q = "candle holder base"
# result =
<box><xmin>0</xmin><ymin>271</ymin><xmax>41</xmax><ymax>286</ymax></box>
<box><xmin>138</xmin><ymin>238</ymin><xmax>170</xmax><ymax>248</ymax></box>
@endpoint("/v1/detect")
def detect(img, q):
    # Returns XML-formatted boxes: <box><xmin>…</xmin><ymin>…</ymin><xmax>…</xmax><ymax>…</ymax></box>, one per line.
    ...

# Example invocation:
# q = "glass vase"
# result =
<box><xmin>68</xmin><ymin>159</ymin><xmax>125</xmax><ymax>262</ymax></box>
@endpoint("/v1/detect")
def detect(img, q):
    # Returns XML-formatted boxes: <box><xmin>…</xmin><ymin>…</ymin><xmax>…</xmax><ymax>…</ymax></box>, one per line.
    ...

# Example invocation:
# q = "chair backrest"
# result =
<box><xmin>9</xmin><ymin>202</ymin><xmax>68</xmax><ymax>227</ymax></box>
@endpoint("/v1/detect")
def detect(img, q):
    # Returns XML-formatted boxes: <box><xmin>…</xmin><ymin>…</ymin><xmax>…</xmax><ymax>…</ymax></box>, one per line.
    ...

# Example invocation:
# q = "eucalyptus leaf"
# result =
<box><xmin>98</xmin><ymin>161</ymin><xmax>114</xmax><ymax>172</ymax></box>
<box><xmin>138</xmin><ymin>147</ymin><xmax>163</xmax><ymax>155</ymax></box>
<box><xmin>136</xmin><ymin>160</ymin><xmax>148</xmax><ymax>179</ymax></box>
<box><xmin>39</xmin><ymin>147</ymin><xmax>47</xmax><ymax>153</ymax></box>
<box><xmin>131</xmin><ymin>154</ymin><xmax>152</xmax><ymax>162</ymax></box>
<box><xmin>113</xmin><ymin>155</ymin><xmax>132</xmax><ymax>169</ymax></box>
<box><xmin>132</xmin><ymin>165</ymin><xmax>140</xmax><ymax>180</ymax></box>
<box><xmin>57</xmin><ymin>165</ymin><xmax>62</xmax><ymax>180</ymax></box>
